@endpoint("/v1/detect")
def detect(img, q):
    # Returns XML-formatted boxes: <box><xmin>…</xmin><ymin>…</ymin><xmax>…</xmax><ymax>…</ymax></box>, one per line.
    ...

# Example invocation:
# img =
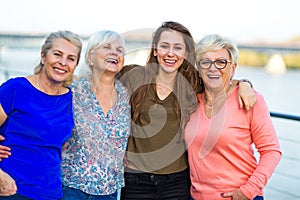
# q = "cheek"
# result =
<box><xmin>176</xmin><ymin>58</ymin><xmax>185</xmax><ymax>68</ymax></box>
<box><xmin>221</xmin><ymin>70</ymin><xmax>232</xmax><ymax>82</ymax></box>
<box><xmin>119</xmin><ymin>56</ymin><xmax>125</xmax><ymax>63</ymax></box>
<box><xmin>177</xmin><ymin>50</ymin><xmax>186</xmax><ymax>58</ymax></box>
<box><xmin>156</xmin><ymin>50</ymin><xmax>166</xmax><ymax>59</ymax></box>
<box><xmin>119</xmin><ymin>59</ymin><xmax>125</xmax><ymax>68</ymax></box>
<box><xmin>69</xmin><ymin>63</ymin><xmax>78</xmax><ymax>72</ymax></box>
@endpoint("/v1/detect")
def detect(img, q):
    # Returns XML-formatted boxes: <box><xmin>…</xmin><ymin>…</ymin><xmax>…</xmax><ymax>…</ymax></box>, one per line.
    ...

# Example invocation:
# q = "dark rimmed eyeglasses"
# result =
<box><xmin>198</xmin><ymin>59</ymin><xmax>231</xmax><ymax>69</ymax></box>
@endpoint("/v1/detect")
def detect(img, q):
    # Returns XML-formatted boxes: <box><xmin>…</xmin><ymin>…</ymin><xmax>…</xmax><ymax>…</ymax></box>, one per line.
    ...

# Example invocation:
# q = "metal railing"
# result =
<box><xmin>270</xmin><ymin>112</ymin><xmax>300</xmax><ymax>121</ymax></box>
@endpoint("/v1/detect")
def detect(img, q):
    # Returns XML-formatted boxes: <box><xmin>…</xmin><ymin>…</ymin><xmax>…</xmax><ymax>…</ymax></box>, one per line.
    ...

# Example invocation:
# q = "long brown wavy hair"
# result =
<box><xmin>130</xmin><ymin>21</ymin><xmax>202</xmax><ymax>125</ymax></box>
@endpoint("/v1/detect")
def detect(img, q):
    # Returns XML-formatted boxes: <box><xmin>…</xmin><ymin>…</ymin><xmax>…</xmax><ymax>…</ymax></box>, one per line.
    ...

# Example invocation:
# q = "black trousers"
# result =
<box><xmin>121</xmin><ymin>168</ymin><xmax>190</xmax><ymax>200</ymax></box>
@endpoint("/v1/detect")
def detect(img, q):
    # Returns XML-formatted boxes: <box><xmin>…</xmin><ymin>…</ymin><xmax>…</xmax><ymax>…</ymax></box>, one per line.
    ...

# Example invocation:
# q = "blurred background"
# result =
<box><xmin>0</xmin><ymin>0</ymin><xmax>300</xmax><ymax>199</ymax></box>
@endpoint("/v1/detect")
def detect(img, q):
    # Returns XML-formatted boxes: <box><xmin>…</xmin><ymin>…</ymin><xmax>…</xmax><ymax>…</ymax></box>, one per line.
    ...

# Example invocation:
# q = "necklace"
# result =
<box><xmin>206</xmin><ymin>102</ymin><xmax>218</xmax><ymax>110</ymax></box>
<box><xmin>157</xmin><ymin>83</ymin><xmax>172</xmax><ymax>95</ymax></box>
<box><xmin>36</xmin><ymin>75</ymin><xmax>60</xmax><ymax>95</ymax></box>
<box><xmin>204</xmin><ymin>84</ymin><xmax>232</xmax><ymax>110</ymax></box>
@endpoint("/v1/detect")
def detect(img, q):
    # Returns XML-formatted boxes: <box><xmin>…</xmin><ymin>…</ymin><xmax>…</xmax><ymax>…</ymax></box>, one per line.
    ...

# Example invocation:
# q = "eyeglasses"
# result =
<box><xmin>198</xmin><ymin>59</ymin><xmax>231</xmax><ymax>69</ymax></box>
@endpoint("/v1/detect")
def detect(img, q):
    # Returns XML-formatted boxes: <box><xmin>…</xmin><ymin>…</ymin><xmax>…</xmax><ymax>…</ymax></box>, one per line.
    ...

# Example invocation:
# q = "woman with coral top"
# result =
<box><xmin>185</xmin><ymin>34</ymin><xmax>282</xmax><ymax>200</ymax></box>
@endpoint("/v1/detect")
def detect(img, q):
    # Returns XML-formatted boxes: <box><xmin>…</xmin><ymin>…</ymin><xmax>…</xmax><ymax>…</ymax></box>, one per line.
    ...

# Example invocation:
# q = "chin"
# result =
<box><xmin>162</xmin><ymin>66</ymin><xmax>178</xmax><ymax>73</ymax></box>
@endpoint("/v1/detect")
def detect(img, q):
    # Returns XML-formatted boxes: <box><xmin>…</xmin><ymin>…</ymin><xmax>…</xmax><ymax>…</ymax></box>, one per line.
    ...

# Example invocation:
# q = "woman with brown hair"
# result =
<box><xmin>119</xmin><ymin>21</ymin><xmax>255</xmax><ymax>200</ymax></box>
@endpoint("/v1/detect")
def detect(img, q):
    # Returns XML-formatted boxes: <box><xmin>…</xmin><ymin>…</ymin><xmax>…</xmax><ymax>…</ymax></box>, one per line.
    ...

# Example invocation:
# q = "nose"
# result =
<box><xmin>59</xmin><ymin>57</ymin><xmax>67</xmax><ymax>66</ymax></box>
<box><xmin>209</xmin><ymin>61</ymin><xmax>219</xmax><ymax>70</ymax></box>
<box><xmin>167</xmin><ymin>48</ymin><xmax>175</xmax><ymax>56</ymax></box>
<box><xmin>109</xmin><ymin>47</ymin><xmax>117</xmax><ymax>53</ymax></box>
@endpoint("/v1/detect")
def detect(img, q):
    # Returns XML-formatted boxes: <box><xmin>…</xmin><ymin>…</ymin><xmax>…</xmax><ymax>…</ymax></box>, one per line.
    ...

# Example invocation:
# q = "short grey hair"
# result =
<box><xmin>195</xmin><ymin>34</ymin><xmax>239</xmax><ymax>68</ymax></box>
<box><xmin>85</xmin><ymin>30</ymin><xmax>125</xmax><ymax>66</ymax></box>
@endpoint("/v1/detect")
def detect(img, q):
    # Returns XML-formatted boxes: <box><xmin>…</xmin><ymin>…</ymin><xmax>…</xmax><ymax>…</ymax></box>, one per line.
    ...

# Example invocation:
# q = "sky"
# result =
<box><xmin>0</xmin><ymin>0</ymin><xmax>299</xmax><ymax>43</ymax></box>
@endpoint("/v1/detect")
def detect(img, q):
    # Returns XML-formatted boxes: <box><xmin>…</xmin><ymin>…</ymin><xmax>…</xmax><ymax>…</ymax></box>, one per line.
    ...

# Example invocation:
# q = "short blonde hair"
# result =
<box><xmin>195</xmin><ymin>34</ymin><xmax>239</xmax><ymax>69</ymax></box>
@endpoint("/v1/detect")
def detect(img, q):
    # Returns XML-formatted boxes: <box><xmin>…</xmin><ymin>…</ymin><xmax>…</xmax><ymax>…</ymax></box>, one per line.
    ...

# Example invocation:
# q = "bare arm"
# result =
<box><xmin>0</xmin><ymin>105</ymin><xmax>7</xmax><ymax>127</ymax></box>
<box><xmin>0</xmin><ymin>105</ymin><xmax>16</xmax><ymax>195</ymax></box>
<box><xmin>0</xmin><ymin>168</ymin><xmax>17</xmax><ymax>196</ymax></box>
<box><xmin>0</xmin><ymin>105</ymin><xmax>11</xmax><ymax>161</ymax></box>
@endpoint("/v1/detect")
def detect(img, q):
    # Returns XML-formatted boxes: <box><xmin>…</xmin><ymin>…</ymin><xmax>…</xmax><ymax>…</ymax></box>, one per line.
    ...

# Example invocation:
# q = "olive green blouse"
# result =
<box><xmin>119</xmin><ymin>65</ymin><xmax>198</xmax><ymax>174</ymax></box>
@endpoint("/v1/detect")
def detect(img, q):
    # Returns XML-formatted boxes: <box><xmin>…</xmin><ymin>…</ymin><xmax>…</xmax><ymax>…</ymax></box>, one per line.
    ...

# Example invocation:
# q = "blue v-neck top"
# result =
<box><xmin>0</xmin><ymin>77</ymin><xmax>74</xmax><ymax>199</ymax></box>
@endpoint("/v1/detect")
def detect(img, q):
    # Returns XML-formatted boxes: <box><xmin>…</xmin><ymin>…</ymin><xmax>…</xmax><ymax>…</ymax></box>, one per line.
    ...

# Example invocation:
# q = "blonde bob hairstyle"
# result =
<box><xmin>34</xmin><ymin>30</ymin><xmax>82</xmax><ymax>86</ymax></box>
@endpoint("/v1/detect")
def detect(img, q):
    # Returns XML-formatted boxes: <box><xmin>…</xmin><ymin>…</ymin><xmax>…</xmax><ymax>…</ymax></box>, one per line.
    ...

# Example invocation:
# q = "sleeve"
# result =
<box><xmin>0</xmin><ymin>79</ymin><xmax>16</xmax><ymax>115</ymax></box>
<box><xmin>240</xmin><ymin>92</ymin><xmax>282</xmax><ymax>199</ymax></box>
<box><xmin>118</xmin><ymin>64</ymin><xmax>145</xmax><ymax>94</ymax></box>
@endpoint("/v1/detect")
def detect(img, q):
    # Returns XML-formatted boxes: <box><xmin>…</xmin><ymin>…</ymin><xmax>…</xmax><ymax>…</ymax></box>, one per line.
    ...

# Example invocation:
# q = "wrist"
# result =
<box><xmin>238</xmin><ymin>79</ymin><xmax>253</xmax><ymax>88</ymax></box>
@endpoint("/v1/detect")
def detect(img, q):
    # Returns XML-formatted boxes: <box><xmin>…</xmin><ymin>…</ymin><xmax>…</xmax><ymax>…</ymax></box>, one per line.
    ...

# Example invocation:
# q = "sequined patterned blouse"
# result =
<box><xmin>61</xmin><ymin>77</ymin><xmax>131</xmax><ymax>195</ymax></box>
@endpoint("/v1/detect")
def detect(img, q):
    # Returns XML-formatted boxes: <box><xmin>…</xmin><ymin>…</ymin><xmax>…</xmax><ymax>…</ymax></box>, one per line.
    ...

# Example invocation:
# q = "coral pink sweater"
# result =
<box><xmin>185</xmin><ymin>88</ymin><xmax>281</xmax><ymax>200</ymax></box>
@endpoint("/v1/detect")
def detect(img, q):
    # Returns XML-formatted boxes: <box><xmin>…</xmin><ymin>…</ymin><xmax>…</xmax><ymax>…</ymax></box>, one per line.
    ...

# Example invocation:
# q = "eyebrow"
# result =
<box><xmin>52</xmin><ymin>49</ymin><xmax>78</xmax><ymax>58</ymax></box>
<box><xmin>159</xmin><ymin>42</ymin><xmax>184</xmax><ymax>46</ymax></box>
<box><xmin>103</xmin><ymin>43</ymin><xmax>124</xmax><ymax>49</ymax></box>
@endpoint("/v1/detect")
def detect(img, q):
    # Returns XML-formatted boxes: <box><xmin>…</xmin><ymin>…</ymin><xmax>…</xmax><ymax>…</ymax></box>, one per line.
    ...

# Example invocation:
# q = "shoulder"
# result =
<box><xmin>1</xmin><ymin>77</ymin><xmax>27</xmax><ymax>86</ymax></box>
<box><xmin>70</xmin><ymin>77</ymin><xmax>89</xmax><ymax>90</ymax></box>
<box><xmin>0</xmin><ymin>77</ymin><xmax>30</xmax><ymax>92</ymax></box>
<box><xmin>254</xmin><ymin>90</ymin><xmax>265</xmax><ymax>101</ymax></box>
<box><xmin>118</xmin><ymin>64</ymin><xmax>145</xmax><ymax>79</ymax></box>
<box><xmin>118</xmin><ymin>64</ymin><xmax>146</xmax><ymax>92</ymax></box>
<box><xmin>115</xmin><ymin>80</ymin><xmax>130</xmax><ymax>101</ymax></box>
<box><xmin>253</xmin><ymin>90</ymin><xmax>269</xmax><ymax>109</ymax></box>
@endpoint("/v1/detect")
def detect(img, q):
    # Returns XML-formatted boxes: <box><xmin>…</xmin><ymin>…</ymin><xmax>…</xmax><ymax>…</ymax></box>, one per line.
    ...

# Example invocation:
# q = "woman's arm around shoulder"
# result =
<box><xmin>117</xmin><ymin>64</ymin><xmax>145</xmax><ymax>93</ymax></box>
<box><xmin>232</xmin><ymin>79</ymin><xmax>256</xmax><ymax>111</ymax></box>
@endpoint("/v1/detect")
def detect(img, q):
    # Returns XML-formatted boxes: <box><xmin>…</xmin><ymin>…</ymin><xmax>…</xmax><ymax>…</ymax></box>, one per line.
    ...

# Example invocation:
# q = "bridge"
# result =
<box><xmin>0</xmin><ymin>33</ymin><xmax>300</xmax><ymax>76</ymax></box>
<box><xmin>1</xmin><ymin>32</ymin><xmax>300</xmax><ymax>52</ymax></box>
<box><xmin>238</xmin><ymin>43</ymin><xmax>300</xmax><ymax>54</ymax></box>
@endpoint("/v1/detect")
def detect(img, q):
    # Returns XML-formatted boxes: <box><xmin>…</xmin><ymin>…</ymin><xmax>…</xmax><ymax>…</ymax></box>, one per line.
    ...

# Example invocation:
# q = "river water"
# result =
<box><xmin>235</xmin><ymin>66</ymin><xmax>300</xmax><ymax>199</ymax></box>
<box><xmin>1</xmin><ymin>46</ymin><xmax>300</xmax><ymax>199</ymax></box>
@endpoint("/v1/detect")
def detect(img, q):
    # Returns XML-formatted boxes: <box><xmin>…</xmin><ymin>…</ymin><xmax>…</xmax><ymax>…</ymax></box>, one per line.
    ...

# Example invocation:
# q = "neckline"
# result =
<box><xmin>201</xmin><ymin>86</ymin><xmax>237</xmax><ymax>119</ymax></box>
<box><xmin>25</xmin><ymin>76</ymin><xmax>68</xmax><ymax>97</ymax></box>
<box><xmin>154</xmin><ymin>83</ymin><xmax>174</xmax><ymax>102</ymax></box>
<box><xmin>203</xmin><ymin>84</ymin><xmax>233</xmax><ymax>110</ymax></box>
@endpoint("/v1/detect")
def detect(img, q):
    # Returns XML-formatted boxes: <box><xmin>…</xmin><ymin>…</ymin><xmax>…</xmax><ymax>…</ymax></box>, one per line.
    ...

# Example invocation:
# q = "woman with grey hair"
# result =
<box><xmin>185</xmin><ymin>34</ymin><xmax>281</xmax><ymax>200</ymax></box>
<box><xmin>61</xmin><ymin>30</ymin><xmax>131</xmax><ymax>200</ymax></box>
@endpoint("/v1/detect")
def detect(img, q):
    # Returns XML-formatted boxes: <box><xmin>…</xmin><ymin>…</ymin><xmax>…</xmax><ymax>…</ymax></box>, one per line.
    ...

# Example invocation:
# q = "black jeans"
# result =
<box><xmin>121</xmin><ymin>168</ymin><xmax>190</xmax><ymax>200</ymax></box>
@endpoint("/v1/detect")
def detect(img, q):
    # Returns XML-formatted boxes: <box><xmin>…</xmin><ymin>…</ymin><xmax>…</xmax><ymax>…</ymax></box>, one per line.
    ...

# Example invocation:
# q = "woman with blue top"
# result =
<box><xmin>61</xmin><ymin>30</ymin><xmax>131</xmax><ymax>200</ymax></box>
<box><xmin>0</xmin><ymin>30</ymin><xmax>82</xmax><ymax>199</ymax></box>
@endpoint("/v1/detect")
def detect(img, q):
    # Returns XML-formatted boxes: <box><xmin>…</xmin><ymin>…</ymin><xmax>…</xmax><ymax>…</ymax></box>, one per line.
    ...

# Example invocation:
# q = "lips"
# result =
<box><xmin>105</xmin><ymin>58</ymin><xmax>118</xmax><ymax>64</ymax></box>
<box><xmin>54</xmin><ymin>67</ymin><xmax>67</xmax><ymax>74</ymax></box>
<box><xmin>163</xmin><ymin>59</ymin><xmax>177</xmax><ymax>67</ymax></box>
<box><xmin>207</xmin><ymin>75</ymin><xmax>220</xmax><ymax>79</ymax></box>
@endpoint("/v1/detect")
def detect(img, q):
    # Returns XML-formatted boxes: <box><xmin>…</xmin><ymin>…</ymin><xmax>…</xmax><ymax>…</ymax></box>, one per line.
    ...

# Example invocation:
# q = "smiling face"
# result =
<box><xmin>199</xmin><ymin>48</ymin><xmax>236</xmax><ymax>91</ymax></box>
<box><xmin>41</xmin><ymin>38</ymin><xmax>80</xmax><ymax>84</ymax></box>
<box><xmin>88</xmin><ymin>39</ymin><xmax>125</xmax><ymax>75</ymax></box>
<box><xmin>153</xmin><ymin>30</ymin><xmax>186</xmax><ymax>74</ymax></box>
